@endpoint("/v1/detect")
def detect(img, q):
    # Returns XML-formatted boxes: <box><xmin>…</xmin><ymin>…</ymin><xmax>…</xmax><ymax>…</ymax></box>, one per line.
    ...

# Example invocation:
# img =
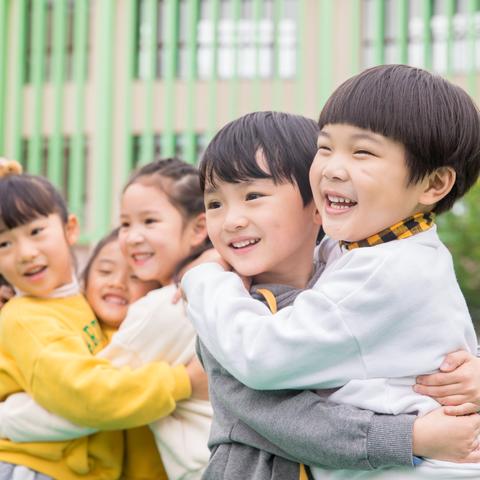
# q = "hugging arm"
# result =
<box><xmin>0</xmin><ymin>392</ymin><xmax>96</xmax><ymax>442</ymax></box>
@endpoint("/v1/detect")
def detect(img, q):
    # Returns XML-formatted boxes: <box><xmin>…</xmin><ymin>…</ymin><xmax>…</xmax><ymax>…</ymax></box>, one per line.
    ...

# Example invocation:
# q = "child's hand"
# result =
<box><xmin>414</xmin><ymin>350</ymin><xmax>480</xmax><ymax>415</ymax></box>
<box><xmin>186</xmin><ymin>356</ymin><xmax>209</xmax><ymax>401</ymax></box>
<box><xmin>0</xmin><ymin>285</ymin><xmax>14</xmax><ymax>309</ymax></box>
<box><xmin>183</xmin><ymin>248</ymin><xmax>230</xmax><ymax>276</ymax></box>
<box><xmin>413</xmin><ymin>407</ymin><xmax>480</xmax><ymax>462</ymax></box>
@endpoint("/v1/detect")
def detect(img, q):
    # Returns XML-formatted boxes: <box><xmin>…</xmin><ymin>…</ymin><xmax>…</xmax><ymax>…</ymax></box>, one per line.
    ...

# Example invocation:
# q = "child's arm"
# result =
<box><xmin>414</xmin><ymin>350</ymin><xmax>480</xmax><ymax>415</ymax></box>
<box><xmin>202</xmin><ymin>341</ymin><xmax>480</xmax><ymax>469</ymax></box>
<box><xmin>98</xmin><ymin>286</ymin><xmax>195</xmax><ymax>368</ymax></box>
<box><xmin>1</xmin><ymin>303</ymin><xmax>191</xmax><ymax>429</ymax></box>
<box><xmin>182</xmin><ymin>253</ymin><xmax>471</xmax><ymax>390</ymax></box>
<box><xmin>0</xmin><ymin>392</ymin><xmax>96</xmax><ymax>442</ymax></box>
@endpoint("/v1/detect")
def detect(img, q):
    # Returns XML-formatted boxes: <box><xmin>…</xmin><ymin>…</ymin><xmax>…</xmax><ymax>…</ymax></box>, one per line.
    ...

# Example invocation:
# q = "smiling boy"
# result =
<box><xmin>183</xmin><ymin>67</ymin><xmax>480</xmax><ymax>479</ymax></box>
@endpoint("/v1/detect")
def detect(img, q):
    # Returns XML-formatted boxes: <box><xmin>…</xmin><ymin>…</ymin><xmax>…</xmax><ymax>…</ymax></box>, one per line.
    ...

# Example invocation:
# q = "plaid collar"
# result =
<box><xmin>340</xmin><ymin>212</ymin><xmax>436</xmax><ymax>251</ymax></box>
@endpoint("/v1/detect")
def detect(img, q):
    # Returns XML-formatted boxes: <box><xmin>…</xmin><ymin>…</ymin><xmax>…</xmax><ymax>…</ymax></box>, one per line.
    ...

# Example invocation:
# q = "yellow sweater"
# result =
<box><xmin>0</xmin><ymin>294</ymin><xmax>190</xmax><ymax>480</ymax></box>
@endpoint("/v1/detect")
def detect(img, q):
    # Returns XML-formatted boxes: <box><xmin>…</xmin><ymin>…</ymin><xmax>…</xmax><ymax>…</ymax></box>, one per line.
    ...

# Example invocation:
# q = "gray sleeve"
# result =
<box><xmin>213</xmin><ymin>363</ymin><xmax>415</xmax><ymax>470</ymax></box>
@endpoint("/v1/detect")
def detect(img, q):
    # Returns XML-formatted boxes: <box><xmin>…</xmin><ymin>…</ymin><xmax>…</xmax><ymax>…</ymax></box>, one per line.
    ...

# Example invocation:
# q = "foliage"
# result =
<box><xmin>438</xmin><ymin>182</ymin><xmax>480</xmax><ymax>327</ymax></box>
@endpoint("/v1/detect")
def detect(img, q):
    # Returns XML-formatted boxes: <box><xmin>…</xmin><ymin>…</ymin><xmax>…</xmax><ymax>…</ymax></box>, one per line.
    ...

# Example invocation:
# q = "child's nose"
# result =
<box><xmin>18</xmin><ymin>240</ymin><xmax>39</xmax><ymax>262</ymax></box>
<box><xmin>224</xmin><ymin>208</ymin><xmax>248</xmax><ymax>232</ymax></box>
<box><xmin>109</xmin><ymin>270</ymin><xmax>128</xmax><ymax>289</ymax></box>
<box><xmin>323</xmin><ymin>155</ymin><xmax>348</xmax><ymax>182</ymax></box>
<box><xmin>126</xmin><ymin>228</ymin><xmax>144</xmax><ymax>244</ymax></box>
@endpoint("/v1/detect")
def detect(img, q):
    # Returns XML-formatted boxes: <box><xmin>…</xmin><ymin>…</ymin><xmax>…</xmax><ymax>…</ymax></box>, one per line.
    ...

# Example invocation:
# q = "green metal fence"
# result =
<box><xmin>0</xmin><ymin>0</ymin><xmax>478</xmax><ymax>241</ymax></box>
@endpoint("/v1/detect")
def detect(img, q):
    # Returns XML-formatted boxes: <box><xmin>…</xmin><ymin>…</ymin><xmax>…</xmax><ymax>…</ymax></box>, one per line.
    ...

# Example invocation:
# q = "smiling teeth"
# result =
<box><xmin>328</xmin><ymin>195</ymin><xmax>354</xmax><ymax>203</ymax></box>
<box><xmin>232</xmin><ymin>239</ymin><xmax>258</xmax><ymax>248</ymax></box>
<box><xmin>103</xmin><ymin>295</ymin><xmax>127</xmax><ymax>305</ymax></box>
<box><xmin>25</xmin><ymin>266</ymin><xmax>45</xmax><ymax>275</ymax></box>
<box><xmin>133</xmin><ymin>253</ymin><xmax>151</xmax><ymax>260</ymax></box>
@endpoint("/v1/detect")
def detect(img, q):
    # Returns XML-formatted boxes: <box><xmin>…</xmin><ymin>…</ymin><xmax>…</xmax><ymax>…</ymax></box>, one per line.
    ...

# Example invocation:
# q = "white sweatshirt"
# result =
<box><xmin>0</xmin><ymin>285</ymin><xmax>212</xmax><ymax>480</ymax></box>
<box><xmin>182</xmin><ymin>227</ymin><xmax>479</xmax><ymax>479</ymax></box>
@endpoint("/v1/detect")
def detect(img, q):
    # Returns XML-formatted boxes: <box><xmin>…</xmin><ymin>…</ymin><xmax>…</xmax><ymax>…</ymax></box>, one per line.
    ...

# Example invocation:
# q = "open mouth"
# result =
<box><xmin>230</xmin><ymin>238</ymin><xmax>260</xmax><ymax>250</ymax></box>
<box><xmin>24</xmin><ymin>265</ymin><xmax>47</xmax><ymax>277</ymax></box>
<box><xmin>326</xmin><ymin>194</ymin><xmax>357</xmax><ymax>210</ymax></box>
<box><xmin>132</xmin><ymin>252</ymin><xmax>153</xmax><ymax>263</ymax></box>
<box><xmin>102</xmin><ymin>294</ymin><xmax>128</xmax><ymax>306</ymax></box>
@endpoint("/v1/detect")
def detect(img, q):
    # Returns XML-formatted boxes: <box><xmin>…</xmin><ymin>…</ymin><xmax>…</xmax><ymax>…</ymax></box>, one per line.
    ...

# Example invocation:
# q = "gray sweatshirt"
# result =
<box><xmin>196</xmin><ymin>262</ymin><xmax>416</xmax><ymax>480</ymax></box>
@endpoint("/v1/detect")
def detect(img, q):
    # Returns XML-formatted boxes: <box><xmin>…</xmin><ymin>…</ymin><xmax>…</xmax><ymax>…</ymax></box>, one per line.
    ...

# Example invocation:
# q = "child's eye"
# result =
<box><xmin>246</xmin><ymin>192</ymin><xmax>264</xmax><ymax>201</ymax></box>
<box><xmin>0</xmin><ymin>240</ymin><xmax>10</xmax><ymax>249</ymax></box>
<box><xmin>144</xmin><ymin>218</ymin><xmax>158</xmax><ymax>225</ymax></box>
<box><xmin>120</xmin><ymin>221</ymin><xmax>130</xmax><ymax>229</ymax></box>
<box><xmin>129</xmin><ymin>274</ymin><xmax>140</xmax><ymax>281</ymax></box>
<box><xmin>31</xmin><ymin>227</ymin><xmax>44</xmax><ymax>236</ymax></box>
<box><xmin>354</xmin><ymin>149</ymin><xmax>374</xmax><ymax>157</ymax></box>
<box><xmin>317</xmin><ymin>145</ymin><xmax>331</xmax><ymax>152</ymax></box>
<box><xmin>98</xmin><ymin>269</ymin><xmax>112</xmax><ymax>276</ymax></box>
<box><xmin>206</xmin><ymin>200</ymin><xmax>221</xmax><ymax>210</ymax></box>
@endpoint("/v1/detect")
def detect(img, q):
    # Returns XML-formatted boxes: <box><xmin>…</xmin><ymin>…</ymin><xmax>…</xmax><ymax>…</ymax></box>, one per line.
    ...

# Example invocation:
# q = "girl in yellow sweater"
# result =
<box><xmin>0</xmin><ymin>228</ymin><xmax>167</xmax><ymax>479</ymax></box>
<box><xmin>3</xmin><ymin>158</ymin><xmax>214</xmax><ymax>479</ymax></box>
<box><xmin>0</xmin><ymin>160</ymin><xmax>205</xmax><ymax>480</ymax></box>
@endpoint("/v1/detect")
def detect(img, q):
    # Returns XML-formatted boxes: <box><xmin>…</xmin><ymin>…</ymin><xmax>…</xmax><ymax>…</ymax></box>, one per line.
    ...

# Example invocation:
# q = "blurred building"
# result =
<box><xmin>0</xmin><ymin>0</ymin><xmax>478</xmax><ymax>242</ymax></box>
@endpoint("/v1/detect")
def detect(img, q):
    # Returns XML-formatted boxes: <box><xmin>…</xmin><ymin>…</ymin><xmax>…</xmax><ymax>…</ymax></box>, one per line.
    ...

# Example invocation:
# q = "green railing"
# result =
<box><xmin>0</xmin><ymin>0</ymin><xmax>479</xmax><ymax>241</ymax></box>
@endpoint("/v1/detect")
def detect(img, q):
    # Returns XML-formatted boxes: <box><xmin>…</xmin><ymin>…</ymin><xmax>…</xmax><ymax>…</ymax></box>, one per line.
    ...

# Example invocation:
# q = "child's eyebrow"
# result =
<box><xmin>318</xmin><ymin>130</ymin><xmax>383</xmax><ymax>146</ymax></box>
<box><xmin>204</xmin><ymin>185</ymin><xmax>217</xmax><ymax>195</ymax></box>
<box><xmin>351</xmin><ymin>133</ymin><xmax>383</xmax><ymax>145</ymax></box>
<box><xmin>97</xmin><ymin>259</ymin><xmax>115</xmax><ymax>266</ymax></box>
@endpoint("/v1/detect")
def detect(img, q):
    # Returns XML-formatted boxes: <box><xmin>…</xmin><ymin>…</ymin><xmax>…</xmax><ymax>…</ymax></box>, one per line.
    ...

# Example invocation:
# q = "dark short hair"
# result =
<box><xmin>81</xmin><ymin>228</ymin><xmax>120</xmax><ymax>289</ymax></box>
<box><xmin>319</xmin><ymin>64</ymin><xmax>480</xmax><ymax>214</ymax></box>
<box><xmin>0</xmin><ymin>173</ymin><xmax>69</xmax><ymax>230</ymax></box>
<box><xmin>200</xmin><ymin>111</ymin><xmax>319</xmax><ymax>206</ymax></box>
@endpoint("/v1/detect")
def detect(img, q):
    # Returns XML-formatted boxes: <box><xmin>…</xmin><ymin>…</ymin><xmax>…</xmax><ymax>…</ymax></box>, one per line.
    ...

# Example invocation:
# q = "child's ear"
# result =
<box><xmin>188</xmin><ymin>212</ymin><xmax>208</xmax><ymax>248</ymax></box>
<box><xmin>418</xmin><ymin>167</ymin><xmax>456</xmax><ymax>207</ymax></box>
<box><xmin>65</xmin><ymin>214</ymin><xmax>80</xmax><ymax>246</ymax></box>
<box><xmin>312</xmin><ymin>207</ymin><xmax>322</xmax><ymax>226</ymax></box>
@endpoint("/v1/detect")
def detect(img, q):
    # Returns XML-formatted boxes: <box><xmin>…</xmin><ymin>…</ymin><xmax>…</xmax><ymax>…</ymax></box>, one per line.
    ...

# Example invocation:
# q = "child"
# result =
<box><xmin>183</xmin><ymin>111</ymin><xmax>480</xmax><ymax>479</ymax></box>
<box><xmin>0</xmin><ymin>165</ymin><xmax>198</xmax><ymax>480</ymax></box>
<box><xmin>0</xmin><ymin>228</ymin><xmax>167</xmax><ymax>479</ymax></box>
<box><xmin>0</xmin><ymin>158</ymin><xmax>214</xmax><ymax>480</ymax></box>
<box><xmin>101</xmin><ymin>158</ymin><xmax>214</xmax><ymax>479</ymax></box>
<box><xmin>183</xmin><ymin>67</ymin><xmax>480</xmax><ymax>479</ymax></box>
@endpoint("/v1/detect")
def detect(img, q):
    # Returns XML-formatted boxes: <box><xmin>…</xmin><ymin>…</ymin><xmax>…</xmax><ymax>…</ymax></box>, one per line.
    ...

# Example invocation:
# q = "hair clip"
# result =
<box><xmin>0</xmin><ymin>158</ymin><xmax>23</xmax><ymax>178</ymax></box>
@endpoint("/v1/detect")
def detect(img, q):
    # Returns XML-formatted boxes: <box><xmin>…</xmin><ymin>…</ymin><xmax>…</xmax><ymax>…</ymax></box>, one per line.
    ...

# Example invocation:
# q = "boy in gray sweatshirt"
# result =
<box><xmin>190</xmin><ymin>111</ymin><xmax>480</xmax><ymax>479</ymax></box>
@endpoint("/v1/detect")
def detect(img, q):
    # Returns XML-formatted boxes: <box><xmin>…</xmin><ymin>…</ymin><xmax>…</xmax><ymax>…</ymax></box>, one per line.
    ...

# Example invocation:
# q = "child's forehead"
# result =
<box><xmin>319</xmin><ymin>123</ymin><xmax>402</xmax><ymax>148</ymax></box>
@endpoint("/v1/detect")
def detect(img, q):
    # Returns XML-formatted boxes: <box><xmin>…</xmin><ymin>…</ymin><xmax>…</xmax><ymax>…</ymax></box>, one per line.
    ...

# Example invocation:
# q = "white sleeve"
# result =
<box><xmin>182</xmin><ymin>249</ymin><xmax>473</xmax><ymax>391</ymax></box>
<box><xmin>182</xmin><ymin>262</ymin><xmax>365</xmax><ymax>390</ymax></box>
<box><xmin>98</xmin><ymin>286</ymin><xmax>196</xmax><ymax>368</ymax></box>
<box><xmin>0</xmin><ymin>392</ymin><xmax>96</xmax><ymax>442</ymax></box>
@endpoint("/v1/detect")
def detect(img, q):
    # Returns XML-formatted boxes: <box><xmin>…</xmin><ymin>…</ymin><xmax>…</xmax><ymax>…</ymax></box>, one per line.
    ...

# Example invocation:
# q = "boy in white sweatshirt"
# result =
<box><xmin>182</xmin><ymin>65</ymin><xmax>480</xmax><ymax>479</ymax></box>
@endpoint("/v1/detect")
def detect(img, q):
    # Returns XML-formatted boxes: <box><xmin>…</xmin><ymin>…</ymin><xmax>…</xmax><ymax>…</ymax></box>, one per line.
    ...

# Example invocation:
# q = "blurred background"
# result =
<box><xmin>0</xmin><ymin>0</ymin><xmax>478</xmax><ymax>322</ymax></box>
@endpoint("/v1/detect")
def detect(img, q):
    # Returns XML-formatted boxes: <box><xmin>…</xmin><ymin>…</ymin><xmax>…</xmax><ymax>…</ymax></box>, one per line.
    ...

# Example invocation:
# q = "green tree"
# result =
<box><xmin>438</xmin><ymin>182</ymin><xmax>480</xmax><ymax>327</ymax></box>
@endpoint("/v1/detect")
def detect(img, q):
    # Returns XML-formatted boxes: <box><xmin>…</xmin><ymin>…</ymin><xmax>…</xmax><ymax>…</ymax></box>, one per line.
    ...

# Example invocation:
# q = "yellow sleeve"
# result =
<box><xmin>1</xmin><ymin>305</ymin><xmax>191</xmax><ymax>430</ymax></box>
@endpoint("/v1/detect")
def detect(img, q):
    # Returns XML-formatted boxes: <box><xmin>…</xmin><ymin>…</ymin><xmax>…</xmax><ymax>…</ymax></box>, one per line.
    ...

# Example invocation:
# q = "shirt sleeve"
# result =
<box><xmin>182</xmin><ymin>263</ymin><xmax>364</xmax><ymax>390</ymax></box>
<box><xmin>98</xmin><ymin>287</ymin><xmax>195</xmax><ymax>368</ymax></box>
<box><xmin>2</xmin><ymin>310</ymin><xmax>191</xmax><ymax>429</ymax></box>
<box><xmin>0</xmin><ymin>392</ymin><xmax>97</xmax><ymax>442</ymax></box>
<box><xmin>182</xmin><ymin>249</ymin><xmax>469</xmax><ymax>391</ymax></box>
<box><xmin>202</xmin><ymin>341</ymin><xmax>415</xmax><ymax>470</ymax></box>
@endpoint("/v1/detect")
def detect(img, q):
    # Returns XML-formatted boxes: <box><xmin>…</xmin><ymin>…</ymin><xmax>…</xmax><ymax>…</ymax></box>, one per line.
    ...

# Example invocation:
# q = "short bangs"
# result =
<box><xmin>0</xmin><ymin>174</ymin><xmax>68</xmax><ymax>230</ymax></box>
<box><xmin>200</xmin><ymin>111</ymin><xmax>318</xmax><ymax>205</ymax></box>
<box><xmin>319</xmin><ymin>64</ymin><xmax>480</xmax><ymax>199</ymax></box>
